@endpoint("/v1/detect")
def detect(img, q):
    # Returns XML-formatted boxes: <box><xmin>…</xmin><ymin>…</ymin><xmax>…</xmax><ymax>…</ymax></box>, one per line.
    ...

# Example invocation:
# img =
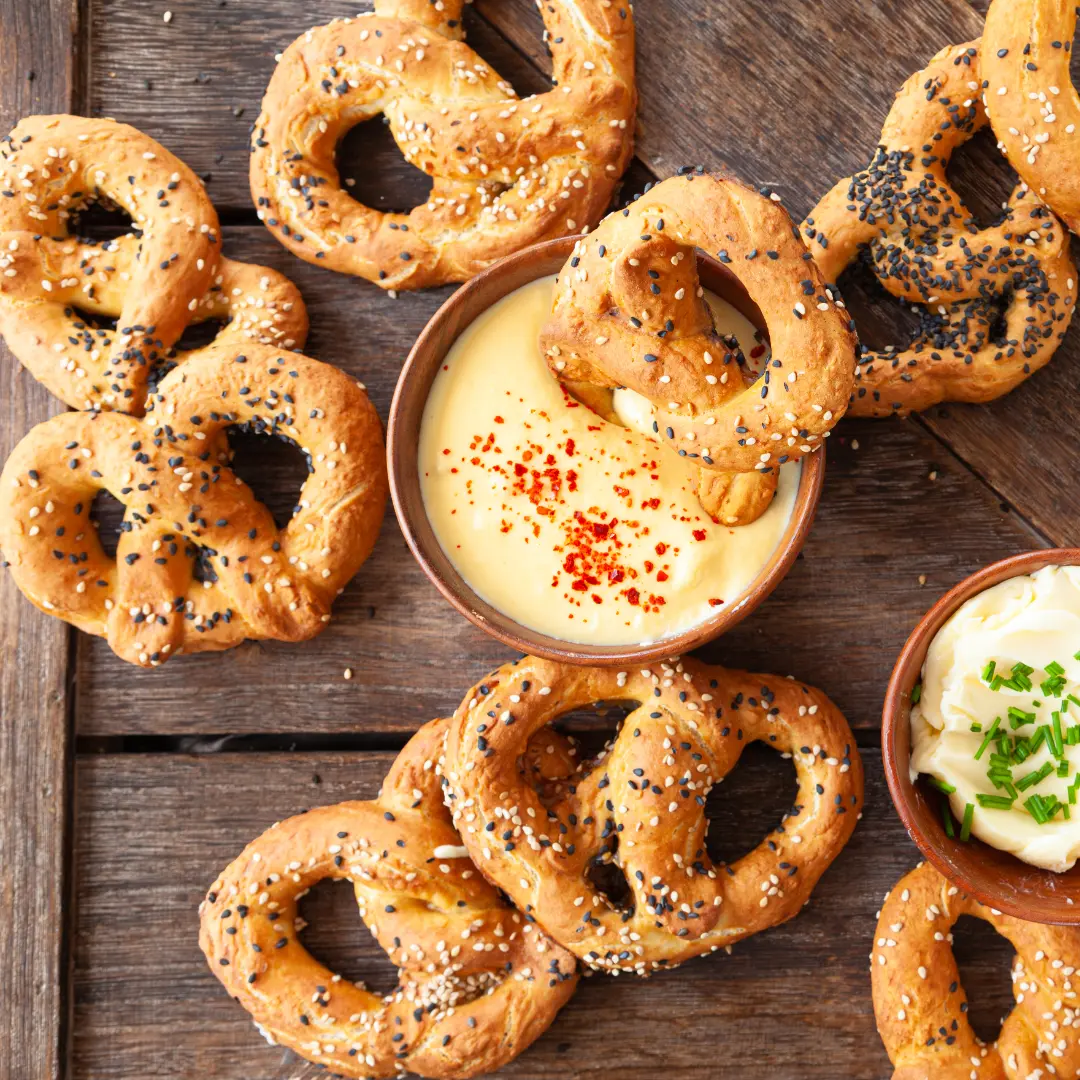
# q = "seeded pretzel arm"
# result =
<box><xmin>871</xmin><ymin>862</ymin><xmax>1080</xmax><ymax>1079</ymax></box>
<box><xmin>0</xmin><ymin>230</ymin><xmax>308</xmax><ymax>410</ymax></box>
<box><xmin>983</xmin><ymin>0</ymin><xmax>1080</xmax><ymax>235</ymax></box>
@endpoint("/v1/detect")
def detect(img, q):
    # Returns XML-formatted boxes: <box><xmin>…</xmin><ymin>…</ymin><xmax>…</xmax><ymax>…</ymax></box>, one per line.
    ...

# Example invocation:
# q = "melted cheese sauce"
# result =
<box><xmin>418</xmin><ymin>276</ymin><xmax>799</xmax><ymax>645</ymax></box>
<box><xmin>912</xmin><ymin>565</ymin><xmax>1080</xmax><ymax>871</ymax></box>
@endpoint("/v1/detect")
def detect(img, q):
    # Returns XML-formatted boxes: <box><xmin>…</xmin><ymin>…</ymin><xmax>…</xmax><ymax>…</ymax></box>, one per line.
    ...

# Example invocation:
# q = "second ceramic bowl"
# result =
<box><xmin>387</xmin><ymin>236</ymin><xmax>824</xmax><ymax>665</ymax></box>
<box><xmin>883</xmin><ymin>547</ymin><xmax>1080</xmax><ymax>923</ymax></box>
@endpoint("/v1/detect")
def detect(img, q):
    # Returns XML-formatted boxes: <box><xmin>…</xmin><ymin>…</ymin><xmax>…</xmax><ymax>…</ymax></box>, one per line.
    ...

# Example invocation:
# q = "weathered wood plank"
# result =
<box><xmin>68</xmin><ymin>228</ymin><xmax>1045</xmax><ymax>737</ymax></box>
<box><xmin>477</xmin><ymin>0</ymin><xmax>985</xmax><ymax>209</ymax></box>
<box><xmin>0</xmin><ymin>2</ymin><xmax>79</xmax><ymax>1079</ymax></box>
<box><xmin>88</xmin><ymin>0</ymin><xmax>556</xmax><ymax>214</ymax></box>
<box><xmin>71</xmin><ymin>747</ymin><xmax>1019</xmax><ymax>1079</ymax></box>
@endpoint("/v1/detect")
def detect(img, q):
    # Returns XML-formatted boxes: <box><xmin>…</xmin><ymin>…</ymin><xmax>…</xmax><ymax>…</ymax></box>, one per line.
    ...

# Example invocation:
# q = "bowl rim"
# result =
<box><xmin>387</xmin><ymin>235</ymin><xmax>825</xmax><ymax>666</ymax></box>
<box><xmin>882</xmin><ymin>546</ymin><xmax>1080</xmax><ymax>923</ymax></box>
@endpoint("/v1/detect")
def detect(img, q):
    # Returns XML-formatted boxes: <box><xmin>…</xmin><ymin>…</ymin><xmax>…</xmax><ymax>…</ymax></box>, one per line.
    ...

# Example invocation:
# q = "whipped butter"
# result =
<box><xmin>912</xmin><ymin>565</ymin><xmax>1080</xmax><ymax>871</ymax></box>
<box><xmin>418</xmin><ymin>276</ymin><xmax>799</xmax><ymax>645</ymax></box>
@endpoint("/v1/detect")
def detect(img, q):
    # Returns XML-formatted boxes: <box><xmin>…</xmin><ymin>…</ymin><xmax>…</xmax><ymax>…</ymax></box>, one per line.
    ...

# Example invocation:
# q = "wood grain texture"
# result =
<box><xmin>0</xmin><ymin>2</ymin><xmax>78</xmax><ymax>1079</ymax></box>
<box><xmin>72</xmin><ymin>747</ymin><xmax>1023</xmax><ymax>1080</ymax></box>
<box><xmin>88</xmin><ymin>0</ymin><xmax>557</xmax><ymax>214</ymax></box>
<box><xmin>68</xmin><ymin>229</ymin><xmax>1046</xmax><ymax>737</ymax></box>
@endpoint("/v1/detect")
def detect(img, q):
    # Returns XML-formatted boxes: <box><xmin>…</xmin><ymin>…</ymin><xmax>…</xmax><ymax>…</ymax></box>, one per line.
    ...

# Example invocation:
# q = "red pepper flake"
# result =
<box><xmin>655</xmin><ymin>542</ymin><xmax>668</xmax><ymax>556</ymax></box>
<box><xmin>750</xmin><ymin>344</ymin><xmax>766</xmax><ymax>359</ymax></box>
<box><xmin>692</xmin><ymin>529</ymin><xmax>706</xmax><ymax>541</ymax></box>
<box><xmin>708</xmin><ymin>598</ymin><xmax>724</xmax><ymax>606</ymax></box>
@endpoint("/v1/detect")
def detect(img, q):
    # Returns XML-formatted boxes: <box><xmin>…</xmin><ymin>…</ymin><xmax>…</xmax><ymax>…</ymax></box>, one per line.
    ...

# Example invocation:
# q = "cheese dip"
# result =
<box><xmin>911</xmin><ymin>564</ymin><xmax>1080</xmax><ymax>871</ymax></box>
<box><xmin>418</xmin><ymin>275</ymin><xmax>799</xmax><ymax>646</ymax></box>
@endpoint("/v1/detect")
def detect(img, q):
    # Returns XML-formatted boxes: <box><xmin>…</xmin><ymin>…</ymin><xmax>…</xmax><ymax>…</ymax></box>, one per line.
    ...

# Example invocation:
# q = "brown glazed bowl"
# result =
<box><xmin>387</xmin><ymin>236</ymin><xmax>825</xmax><ymax>666</ymax></box>
<box><xmin>883</xmin><ymin>547</ymin><xmax>1080</xmax><ymax>923</ymax></box>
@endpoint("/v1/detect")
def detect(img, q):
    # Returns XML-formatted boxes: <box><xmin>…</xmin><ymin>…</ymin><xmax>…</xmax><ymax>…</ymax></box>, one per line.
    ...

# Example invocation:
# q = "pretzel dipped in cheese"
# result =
<box><xmin>539</xmin><ymin>173</ymin><xmax>857</xmax><ymax>497</ymax></box>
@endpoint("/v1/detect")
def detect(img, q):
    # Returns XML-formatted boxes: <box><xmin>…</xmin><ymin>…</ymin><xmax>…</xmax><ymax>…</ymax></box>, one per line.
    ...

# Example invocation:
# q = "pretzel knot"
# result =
<box><xmin>0</xmin><ymin>344</ymin><xmax>386</xmax><ymax>667</ymax></box>
<box><xmin>871</xmin><ymin>862</ymin><xmax>1080</xmax><ymax>1080</ymax></box>
<box><xmin>200</xmin><ymin>718</ymin><xmax>579</xmax><ymax>1080</ymax></box>
<box><xmin>250</xmin><ymin>0</ymin><xmax>636</xmax><ymax>291</ymax></box>
<box><xmin>0</xmin><ymin>115</ymin><xmax>309</xmax><ymax>413</ymax></box>
<box><xmin>983</xmin><ymin>0</ymin><xmax>1080</xmax><ymax>235</ymax></box>
<box><xmin>801</xmin><ymin>42</ymin><xmax>1077</xmax><ymax>418</ymax></box>
<box><xmin>443</xmin><ymin>655</ymin><xmax>864</xmax><ymax>975</ymax></box>
<box><xmin>538</xmin><ymin>174</ymin><xmax>858</xmax><ymax>489</ymax></box>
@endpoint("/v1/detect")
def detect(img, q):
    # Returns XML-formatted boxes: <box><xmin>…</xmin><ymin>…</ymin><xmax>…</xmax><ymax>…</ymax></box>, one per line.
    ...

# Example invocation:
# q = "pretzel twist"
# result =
<box><xmin>0</xmin><ymin>344</ymin><xmax>386</xmax><ymax>667</ymax></box>
<box><xmin>802</xmin><ymin>42</ymin><xmax>1077</xmax><ymax>417</ymax></box>
<box><xmin>539</xmin><ymin>174</ymin><xmax>857</xmax><ymax>480</ymax></box>
<box><xmin>250</xmin><ymin>0</ymin><xmax>636</xmax><ymax>291</ymax></box>
<box><xmin>983</xmin><ymin>0</ymin><xmax>1080</xmax><ymax>235</ymax></box>
<box><xmin>200</xmin><ymin>718</ymin><xmax>579</xmax><ymax>1080</ymax></box>
<box><xmin>872</xmin><ymin>862</ymin><xmax>1080</xmax><ymax>1080</ymax></box>
<box><xmin>443</xmin><ymin>655</ymin><xmax>863</xmax><ymax>974</ymax></box>
<box><xmin>0</xmin><ymin>115</ymin><xmax>309</xmax><ymax>412</ymax></box>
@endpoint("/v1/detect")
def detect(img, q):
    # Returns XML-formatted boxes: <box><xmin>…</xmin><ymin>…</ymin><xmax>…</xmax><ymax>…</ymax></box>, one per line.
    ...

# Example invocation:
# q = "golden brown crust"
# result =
<box><xmin>801</xmin><ymin>42</ymin><xmax>1077</xmax><ymax>418</ymax></box>
<box><xmin>0</xmin><ymin>115</ymin><xmax>308</xmax><ymax>412</ymax></box>
<box><xmin>539</xmin><ymin>173</ymin><xmax>857</xmax><ymax>480</ymax></box>
<box><xmin>872</xmin><ymin>862</ymin><xmax>1080</xmax><ymax>1079</ymax></box>
<box><xmin>0</xmin><ymin>343</ymin><xmax>386</xmax><ymax>667</ymax></box>
<box><xmin>983</xmin><ymin>0</ymin><xmax>1080</xmax><ymax>235</ymax></box>
<box><xmin>200</xmin><ymin>718</ymin><xmax>579</xmax><ymax>1080</ymax></box>
<box><xmin>443</xmin><ymin>655</ymin><xmax>863</xmax><ymax>974</ymax></box>
<box><xmin>249</xmin><ymin>0</ymin><xmax>636</xmax><ymax>291</ymax></box>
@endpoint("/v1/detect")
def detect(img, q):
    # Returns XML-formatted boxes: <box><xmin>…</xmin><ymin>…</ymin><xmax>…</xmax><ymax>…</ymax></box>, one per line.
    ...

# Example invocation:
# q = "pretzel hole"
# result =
<box><xmin>88</xmin><ymin>489</ymin><xmax>126</xmax><ymax>559</ymax></box>
<box><xmin>171</xmin><ymin>318</ymin><xmax>227</xmax><ymax>354</ymax></box>
<box><xmin>836</xmin><ymin>251</ymin><xmax>934</xmax><ymax>352</ymax></box>
<box><xmin>336</xmin><ymin>117</ymin><xmax>434</xmax><ymax>214</ymax></box>
<box><xmin>298</xmin><ymin>878</ymin><xmax>401</xmax><ymax>997</ymax></box>
<box><xmin>702</xmin><ymin>743</ymin><xmax>797</xmax><ymax>868</ymax></box>
<box><xmin>585</xmin><ymin>847</ymin><xmax>634</xmax><ymax>913</ymax></box>
<box><xmin>69</xmin><ymin>198</ymin><xmax>137</xmax><ymax>243</ymax></box>
<box><xmin>945</xmin><ymin>128</ymin><xmax>1017</xmax><ymax>231</ymax></box>
<box><xmin>225</xmin><ymin>426</ymin><xmax>311</xmax><ymax>530</ymax></box>
<box><xmin>950</xmin><ymin>915</ymin><xmax>1018</xmax><ymax>1043</ymax></box>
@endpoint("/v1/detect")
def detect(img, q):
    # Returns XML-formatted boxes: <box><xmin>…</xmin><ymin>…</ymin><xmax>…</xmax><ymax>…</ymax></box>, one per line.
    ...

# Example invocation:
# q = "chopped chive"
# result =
<box><xmin>982</xmin><ymin>660</ymin><xmax>997</xmax><ymax>683</ymax></box>
<box><xmin>1068</xmin><ymin>725</ymin><xmax>1080</xmax><ymax>746</ymax></box>
<box><xmin>1058</xmin><ymin>760</ymin><xmax>1071</xmax><ymax>778</ymax></box>
<box><xmin>942</xmin><ymin>798</ymin><xmax>955</xmax><ymax>838</ymax></box>
<box><xmin>975</xmin><ymin>718</ymin><xmax>1001</xmax><ymax>760</ymax></box>
<box><xmin>1052</xmin><ymin>712</ymin><xmax>1065</xmax><ymax>757</ymax></box>
<box><xmin>1024</xmin><ymin>793</ymin><xmax>1050</xmax><ymax>824</ymax></box>
<box><xmin>1016</xmin><ymin>762</ymin><xmax>1055</xmax><ymax>792</ymax></box>
<box><xmin>926</xmin><ymin>776</ymin><xmax>957</xmax><ymax>795</ymax></box>
<box><xmin>976</xmin><ymin>793</ymin><xmax>1015</xmax><ymax>809</ymax></box>
<box><xmin>959</xmin><ymin>802</ymin><xmax>975</xmax><ymax>841</ymax></box>
<box><xmin>910</xmin><ymin>682</ymin><xmax>922</xmax><ymax>705</ymax></box>
<box><xmin>1008</xmin><ymin>706</ymin><xmax>1036</xmax><ymax>728</ymax></box>
<box><xmin>1047</xmin><ymin>661</ymin><xmax>1066</xmax><ymax>677</ymax></box>
<box><xmin>970</xmin><ymin>721</ymin><xmax>983</xmax><ymax>733</ymax></box>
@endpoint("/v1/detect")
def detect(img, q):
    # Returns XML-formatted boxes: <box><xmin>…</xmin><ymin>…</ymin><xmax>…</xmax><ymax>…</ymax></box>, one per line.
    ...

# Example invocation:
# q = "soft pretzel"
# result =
<box><xmin>200</xmin><ymin>718</ymin><xmax>579</xmax><ymax>1080</ymax></box>
<box><xmin>0</xmin><ymin>115</ymin><xmax>309</xmax><ymax>412</ymax></box>
<box><xmin>983</xmin><ymin>0</ymin><xmax>1080</xmax><ymax>234</ymax></box>
<box><xmin>0</xmin><ymin>343</ymin><xmax>386</xmax><ymax>667</ymax></box>
<box><xmin>442</xmin><ymin>655</ymin><xmax>863</xmax><ymax>974</ymax></box>
<box><xmin>871</xmin><ymin>862</ymin><xmax>1080</xmax><ymax>1079</ymax></box>
<box><xmin>250</xmin><ymin>0</ymin><xmax>636</xmax><ymax>291</ymax></box>
<box><xmin>538</xmin><ymin>173</ymin><xmax>857</xmax><ymax>483</ymax></box>
<box><xmin>802</xmin><ymin>42</ymin><xmax>1077</xmax><ymax>417</ymax></box>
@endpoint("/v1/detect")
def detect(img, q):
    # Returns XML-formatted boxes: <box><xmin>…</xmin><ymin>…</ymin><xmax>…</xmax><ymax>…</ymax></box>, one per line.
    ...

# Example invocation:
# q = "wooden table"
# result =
<box><xmin>0</xmin><ymin>0</ymin><xmax>1057</xmax><ymax>1076</ymax></box>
